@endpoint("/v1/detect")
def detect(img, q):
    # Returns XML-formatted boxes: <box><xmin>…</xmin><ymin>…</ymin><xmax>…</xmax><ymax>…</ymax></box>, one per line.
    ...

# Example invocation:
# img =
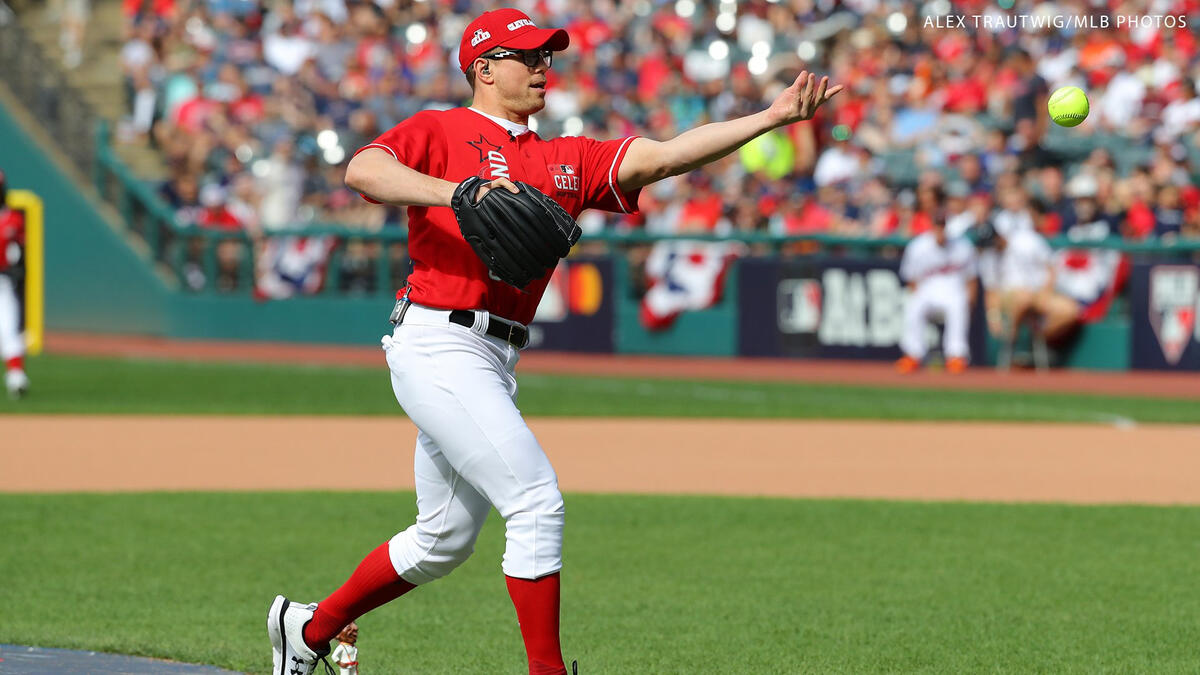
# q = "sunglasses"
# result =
<box><xmin>483</xmin><ymin>48</ymin><xmax>553</xmax><ymax>69</ymax></box>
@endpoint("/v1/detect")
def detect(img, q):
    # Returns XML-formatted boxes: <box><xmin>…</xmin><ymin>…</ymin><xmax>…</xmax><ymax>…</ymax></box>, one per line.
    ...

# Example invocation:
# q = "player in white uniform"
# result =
<box><xmin>896</xmin><ymin>201</ymin><xmax>978</xmax><ymax>374</ymax></box>
<box><xmin>0</xmin><ymin>170</ymin><xmax>29</xmax><ymax>399</ymax></box>
<box><xmin>266</xmin><ymin>8</ymin><xmax>843</xmax><ymax>675</ymax></box>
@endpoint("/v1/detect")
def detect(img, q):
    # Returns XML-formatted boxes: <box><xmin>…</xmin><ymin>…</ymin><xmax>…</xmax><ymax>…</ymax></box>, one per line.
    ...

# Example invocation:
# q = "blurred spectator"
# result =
<box><xmin>48</xmin><ymin>0</ymin><xmax>90</xmax><ymax>69</ymax></box>
<box><xmin>944</xmin><ymin>181</ymin><xmax>976</xmax><ymax>238</ymax></box>
<box><xmin>1061</xmin><ymin>173</ymin><xmax>1115</xmax><ymax>235</ymax></box>
<box><xmin>1031</xmin><ymin>166</ymin><xmax>1069</xmax><ymax>235</ymax></box>
<box><xmin>160</xmin><ymin>171</ymin><xmax>202</xmax><ymax>224</ymax></box>
<box><xmin>955</xmin><ymin>154</ymin><xmax>991</xmax><ymax>196</ymax></box>
<box><xmin>262</xmin><ymin>7</ymin><xmax>313</xmax><ymax>76</ymax></box>
<box><xmin>338</xmin><ymin>238</ymin><xmax>376</xmax><ymax>294</ymax></box>
<box><xmin>197</xmin><ymin>183</ymin><xmax>246</xmax><ymax>292</ymax></box>
<box><xmin>1154</xmin><ymin>184</ymin><xmax>1186</xmax><ymax>239</ymax></box>
<box><xmin>1055</xmin><ymin>172</ymin><xmax>1125</xmax><ymax>321</ymax></box>
<box><xmin>674</xmin><ymin>173</ymin><xmax>725</xmax><ymax>233</ymax></box>
<box><xmin>113</xmin><ymin>0</ymin><xmax>1200</xmax><ymax>294</ymax></box>
<box><xmin>991</xmin><ymin>173</ymin><xmax>1036</xmax><ymax>237</ymax></box>
<box><xmin>813</xmin><ymin>141</ymin><xmax>868</xmax><ymax>188</ymax></box>
<box><xmin>978</xmin><ymin>222</ymin><xmax>1081</xmax><ymax>346</ymax></box>
<box><xmin>256</xmin><ymin>138</ymin><xmax>304</xmax><ymax>230</ymax></box>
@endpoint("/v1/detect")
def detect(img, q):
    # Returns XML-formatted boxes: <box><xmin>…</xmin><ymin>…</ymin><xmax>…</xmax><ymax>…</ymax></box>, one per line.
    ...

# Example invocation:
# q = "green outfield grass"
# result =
<box><xmin>1</xmin><ymin>492</ymin><xmax>1197</xmax><ymax>674</ymax></box>
<box><xmin>0</xmin><ymin>354</ymin><xmax>1197</xmax><ymax>423</ymax></box>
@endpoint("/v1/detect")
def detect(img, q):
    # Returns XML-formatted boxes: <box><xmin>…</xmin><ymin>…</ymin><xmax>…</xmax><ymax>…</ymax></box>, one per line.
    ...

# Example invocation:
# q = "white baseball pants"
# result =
<box><xmin>900</xmin><ymin>281</ymin><xmax>969</xmax><ymax>361</ymax></box>
<box><xmin>380</xmin><ymin>303</ymin><xmax>563</xmax><ymax>584</ymax></box>
<box><xmin>0</xmin><ymin>275</ymin><xmax>23</xmax><ymax>361</ymax></box>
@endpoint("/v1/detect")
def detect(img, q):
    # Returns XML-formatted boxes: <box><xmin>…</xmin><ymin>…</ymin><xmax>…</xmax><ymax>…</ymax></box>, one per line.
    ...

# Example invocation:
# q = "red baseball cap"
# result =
<box><xmin>458</xmin><ymin>8</ymin><xmax>569</xmax><ymax>73</ymax></box>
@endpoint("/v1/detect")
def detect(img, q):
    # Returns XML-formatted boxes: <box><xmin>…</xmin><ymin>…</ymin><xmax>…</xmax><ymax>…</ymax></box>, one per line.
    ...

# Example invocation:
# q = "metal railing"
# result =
<box><xmin>0</xmin><ymin>1</ymin><xmax>100</xmax><ymax>178</ymax></box>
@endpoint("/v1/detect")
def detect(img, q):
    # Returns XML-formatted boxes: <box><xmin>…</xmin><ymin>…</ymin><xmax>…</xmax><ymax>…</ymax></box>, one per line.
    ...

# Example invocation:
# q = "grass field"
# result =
<box><xmin>2</xmin><ymin>492</ymin><xmax>1199</xmax><ymax>674</ymax></box>
<box><xmin>4</xmin><ymin>354</ymin><xmax>1199</xmax><ymax>673</ymax></box>
<box><xmin>1</xmin><ymin>354</ymin><xmax>1199</xmax><ymax>423</ymax></box>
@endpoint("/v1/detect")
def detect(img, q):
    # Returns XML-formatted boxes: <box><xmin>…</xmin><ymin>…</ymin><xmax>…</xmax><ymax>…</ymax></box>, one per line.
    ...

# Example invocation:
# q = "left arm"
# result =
<box><xmin>617</xmin><ymin>71</ymin><xmax>843</xmax><ymax>191</ymax></box>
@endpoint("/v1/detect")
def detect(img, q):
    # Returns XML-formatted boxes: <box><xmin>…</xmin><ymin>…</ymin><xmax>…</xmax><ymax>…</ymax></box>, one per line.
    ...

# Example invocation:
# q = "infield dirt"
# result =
<box><xmin>4</xmin><ymin>416</ymin><xmax>1199</xmax><ymax>504</ymax></box>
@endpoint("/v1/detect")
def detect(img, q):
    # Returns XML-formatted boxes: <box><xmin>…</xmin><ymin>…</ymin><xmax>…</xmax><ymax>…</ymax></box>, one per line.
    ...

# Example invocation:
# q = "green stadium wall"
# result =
<box><xmin>170</xmin><ymin>295</ymin><xmax>397</xmax><ymax>344</ymax></box>
<box><xmin>0</xmin><ymin>102</ymin><xmax>169</xmax><ymax>334</ymax></box>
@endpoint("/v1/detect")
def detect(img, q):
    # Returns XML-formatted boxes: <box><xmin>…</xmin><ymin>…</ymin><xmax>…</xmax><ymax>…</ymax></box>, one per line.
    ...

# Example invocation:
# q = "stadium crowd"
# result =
<box><xmin>115</xmin><ymin>0</ymin><xmax>1200</xmax><ymax>293</ymax></box>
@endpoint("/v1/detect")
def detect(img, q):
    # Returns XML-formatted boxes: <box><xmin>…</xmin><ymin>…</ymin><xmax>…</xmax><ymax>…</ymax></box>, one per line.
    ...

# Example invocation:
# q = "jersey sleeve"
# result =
<box><xmin>573</xmin><ymin>136</ymin><xmax>643</xmax><ymax>214</ymax></box>
<box><xmin>353</xmin><ymin>111</ymin><xmax>449</xmax><ymax>203</ymax></box>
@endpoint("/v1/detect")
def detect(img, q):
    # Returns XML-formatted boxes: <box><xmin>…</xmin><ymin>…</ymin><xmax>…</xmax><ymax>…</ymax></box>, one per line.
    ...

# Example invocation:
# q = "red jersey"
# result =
<box><xmin>198</xmin><ymin>206</ymin><xmax>241</xmax><ymax>230</ymax></box>
<box><xmin>0</xmin><ymin>208</ymin><xmax>24</xmax><ymax>272</ymax></box>
<box><xmin>357</xmin><ymin>107</ymin><xmax>642</xmax><ymax>324</ymax></box>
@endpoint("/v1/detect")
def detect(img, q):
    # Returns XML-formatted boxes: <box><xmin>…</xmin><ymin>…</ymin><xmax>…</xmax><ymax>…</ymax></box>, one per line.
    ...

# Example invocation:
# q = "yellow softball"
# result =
<box><xmin>1048</xmin><ymin>86</ymin><xmax>1089</xmax><ymax>127</ymax></box>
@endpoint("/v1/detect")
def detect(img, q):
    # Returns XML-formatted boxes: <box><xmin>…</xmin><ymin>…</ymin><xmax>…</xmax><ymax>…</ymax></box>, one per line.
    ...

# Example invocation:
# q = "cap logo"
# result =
<box><xmin>507</xmin><ymin>19</ymin><xmax>535</xmax><ymax>31</ymax></box>
<box><xmin>470</xmin><ymin>29</ymin><xmax>491</xmax><ymax>47</ymax></box>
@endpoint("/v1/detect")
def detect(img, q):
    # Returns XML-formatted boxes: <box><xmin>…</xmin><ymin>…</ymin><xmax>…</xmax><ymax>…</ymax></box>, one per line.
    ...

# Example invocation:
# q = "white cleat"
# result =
<box><xmin>267</xmin><ymin>595</ymin><xmax>331</xmax><ymax>675</ymax></box>
<box><xmin>5</xmin><ymin>369</ymin><xmax>29</xmax><ymax>399</ymax></box>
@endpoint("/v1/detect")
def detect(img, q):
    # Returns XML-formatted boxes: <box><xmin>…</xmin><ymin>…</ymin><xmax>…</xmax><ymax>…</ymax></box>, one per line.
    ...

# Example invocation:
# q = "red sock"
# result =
<box><xmin>506</xmin><ymin>573</ymin><xmax>566</xmax><ymax>675</ymax></box>
<box><xmin>6</xmin><ymin>356</ymin><xmax>22</xmax><ymax>371</ymax></box>
<box><xmin>302</xmin><ymin>542</ymin><xmax>416</xmax><ymax>651</ymax></box>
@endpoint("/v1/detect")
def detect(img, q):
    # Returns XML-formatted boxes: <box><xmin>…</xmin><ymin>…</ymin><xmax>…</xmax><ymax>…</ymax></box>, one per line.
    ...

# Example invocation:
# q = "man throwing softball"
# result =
<box><xmin>267</xmin><ymin>8</ymin><xmax>840</xmax><ymax>674</ymax></box>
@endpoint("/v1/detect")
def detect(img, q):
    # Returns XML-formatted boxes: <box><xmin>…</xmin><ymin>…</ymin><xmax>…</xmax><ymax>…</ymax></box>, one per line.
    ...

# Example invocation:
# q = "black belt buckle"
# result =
<box><xmin>492</xmin><ymin>316</ymin><xmax>528</xmax><ymax>349</ymax></box>
<box><xmin>506</xmin><ymin>322</ymin><xmax>528</xmax><ymax>349</ymax></box>
<box><xmin>511</xmin><ymin>322</ymin><xmax>530</xmax><ymax>349</ymax></box>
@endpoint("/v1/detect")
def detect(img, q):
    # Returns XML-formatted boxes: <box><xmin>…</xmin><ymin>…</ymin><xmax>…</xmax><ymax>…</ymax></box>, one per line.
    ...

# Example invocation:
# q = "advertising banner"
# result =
<box><xmin>738</xmin><ymin>256</ymin><xmax>987</xmax><ymax>361</ymax></box>
<box><xmin>1130</xmin><ymin>263</ymin><xmax>1200</xmax><ymax>371</ymax></box>
<box><xmin>527</xmin><ymin>257</ymin><xmax>615</xmax><ymax>352</ymax></box>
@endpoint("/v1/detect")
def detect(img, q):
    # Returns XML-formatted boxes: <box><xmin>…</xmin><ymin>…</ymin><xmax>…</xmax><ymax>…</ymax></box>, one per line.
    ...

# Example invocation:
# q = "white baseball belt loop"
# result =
<box><xmin>471</xmin><ymin>309</ymin><xmax>490</xmax><ymax>335</ymax></box>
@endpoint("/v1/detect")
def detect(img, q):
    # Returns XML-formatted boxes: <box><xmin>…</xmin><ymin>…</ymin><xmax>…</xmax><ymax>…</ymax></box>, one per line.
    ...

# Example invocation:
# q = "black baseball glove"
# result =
<box><xmin>451</xmin><ymin>176</ymin><xmax>582</xmax><ymax>289</ymax></box>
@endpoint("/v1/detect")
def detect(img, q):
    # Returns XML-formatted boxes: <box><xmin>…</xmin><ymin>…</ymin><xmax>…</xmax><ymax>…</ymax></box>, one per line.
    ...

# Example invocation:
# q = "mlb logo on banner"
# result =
<box><xmin>777</xmin><ymin>278</ymin><xmax>822</xmax><ymax>334</ymax></box>
<box><xmin>1148</xmin><ymin>265</ymin><xmax>1199</xmax><ymax>365</ymax></box>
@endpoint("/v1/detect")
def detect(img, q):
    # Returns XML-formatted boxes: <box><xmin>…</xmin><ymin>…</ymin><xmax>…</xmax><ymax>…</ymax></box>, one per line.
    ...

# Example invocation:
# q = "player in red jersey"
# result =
<box><xmin>0</xmin><ymin>170</ymin><xmax>29</xmax><ymax>399</ymax></box>
<box><xmin>268</xmin><ymin>9</ymin><xmax>840</xmax><ymax>675</ymax></box>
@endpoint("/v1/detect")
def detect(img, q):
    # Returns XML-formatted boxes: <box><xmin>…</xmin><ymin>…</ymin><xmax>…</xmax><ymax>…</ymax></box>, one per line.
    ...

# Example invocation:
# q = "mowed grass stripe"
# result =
<box><xmin>0</xmin><ymin>493</ymin><xmax>1197</xmax><ymax>674</ymax></box>
<box><xmin>1</xmin><ymin>354</ymin><xmax>1198</xmax><ymax>423</ymax></box>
